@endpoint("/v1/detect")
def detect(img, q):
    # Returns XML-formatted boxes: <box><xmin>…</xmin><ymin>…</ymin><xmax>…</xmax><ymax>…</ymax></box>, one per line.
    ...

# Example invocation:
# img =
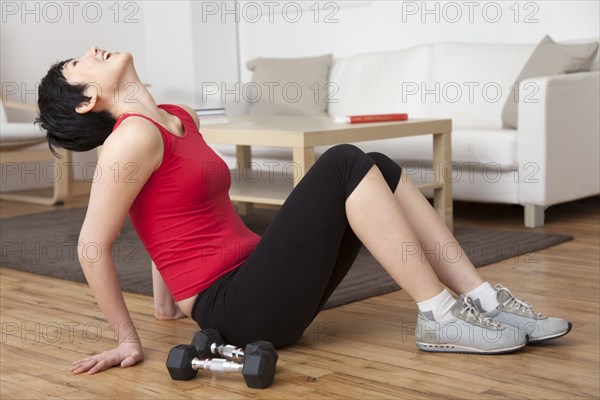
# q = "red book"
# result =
<box><xmin>334</xmin><ymin>113</ymin><xmax>408</xmax><ymax>124</ymax></box>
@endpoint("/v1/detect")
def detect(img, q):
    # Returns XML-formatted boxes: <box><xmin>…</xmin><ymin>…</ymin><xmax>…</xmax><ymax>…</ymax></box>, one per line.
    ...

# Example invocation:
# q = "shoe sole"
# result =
<box><xmin>416</xmin><ymin>341</ymin><xmax>527</xmax><ymax>354</ymax></box>
<box><xmin>528</xmin><ymin>322</ymin><xmax>572</xmax><ymax>343</ymax></box>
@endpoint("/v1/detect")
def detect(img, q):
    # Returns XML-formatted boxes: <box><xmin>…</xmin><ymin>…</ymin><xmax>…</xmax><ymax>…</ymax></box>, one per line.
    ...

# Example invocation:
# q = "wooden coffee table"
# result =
<box><xmin>200</xmin><ymin>116</ymin><xmax>453</xmax><ymax>230</ymax></box>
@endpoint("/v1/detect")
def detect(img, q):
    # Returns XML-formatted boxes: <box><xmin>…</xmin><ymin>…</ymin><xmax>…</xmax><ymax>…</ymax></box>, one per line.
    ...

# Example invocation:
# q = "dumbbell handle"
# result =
<box><xmin>210</xmin><ymin>343</ymin><xmax>244</xmax><ymax>362</ymax></box>
<box><xmin>191</xmin><ymin>358</ymin><xmax>244</xmax><ymax>373</ymax></box>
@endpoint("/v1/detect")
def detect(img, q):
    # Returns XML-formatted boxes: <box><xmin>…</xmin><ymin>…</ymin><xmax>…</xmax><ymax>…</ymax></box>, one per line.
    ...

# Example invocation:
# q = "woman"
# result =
<box><xmin>36</xmin><ymin>46</ymin><xmax>571</xmax><ymax>375</ymax></box>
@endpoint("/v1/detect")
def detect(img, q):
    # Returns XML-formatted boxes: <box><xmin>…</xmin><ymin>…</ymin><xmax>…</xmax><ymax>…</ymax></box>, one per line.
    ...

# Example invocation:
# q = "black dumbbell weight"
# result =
<box><xmin>166</xmin><ymin>344</ymin><xmax>276</xmax><ymax>389</ymax></box>
<box><xmin>191</xmin><ymin>329</ymin><xmax>278</xmax><ymax>364</ymax></box>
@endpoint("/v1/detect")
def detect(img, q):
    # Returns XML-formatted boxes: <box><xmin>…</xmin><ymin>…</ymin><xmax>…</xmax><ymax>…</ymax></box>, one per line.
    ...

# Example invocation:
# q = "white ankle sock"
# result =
<box><xmin>464</xmin><ymin>282</ymin><xmax>499</xmax><ymax>312</ymax></box>
<box><xmin>417</xmin><ymin>289</ymin><xmax>456</xmax><ymax>322</ymax></box>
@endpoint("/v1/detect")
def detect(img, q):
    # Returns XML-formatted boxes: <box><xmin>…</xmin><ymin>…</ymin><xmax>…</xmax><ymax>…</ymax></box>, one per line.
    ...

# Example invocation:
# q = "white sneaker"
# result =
<box><xmin>474</xmin><ymin>284</ymin><xmax>572</xmax><ymax>342</ymax></box>
<box><xmin>416</xmin><ymin>295</ymin><xmax>528</xmax><ymax>354</ymax></box>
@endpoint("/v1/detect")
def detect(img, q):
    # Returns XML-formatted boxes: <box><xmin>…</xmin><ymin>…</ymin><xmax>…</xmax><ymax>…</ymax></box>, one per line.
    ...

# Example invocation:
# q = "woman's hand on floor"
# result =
<box><xmin>69</xmin><ymin>341</ymin><xmax>144</xmax><ymax>374</ymax></box>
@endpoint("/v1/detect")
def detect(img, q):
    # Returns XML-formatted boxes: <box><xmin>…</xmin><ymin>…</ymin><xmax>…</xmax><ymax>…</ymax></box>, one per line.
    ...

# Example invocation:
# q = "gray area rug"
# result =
<box><xmin>0</xmin><ymin>207</ymin><xmax>573</xmax><ymax>309</ymax></box>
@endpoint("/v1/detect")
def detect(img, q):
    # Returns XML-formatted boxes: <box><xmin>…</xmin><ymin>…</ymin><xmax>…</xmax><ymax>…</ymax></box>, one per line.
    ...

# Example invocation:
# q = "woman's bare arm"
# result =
<box><xmin>152</xmin><ymin>261</ymin><xmax>186</xmax><ymax>319</ymax></box>
<box><xmin>72</xmin><ymin>117</ymin><xmax>163</xmax><ymax>374</ymax></box>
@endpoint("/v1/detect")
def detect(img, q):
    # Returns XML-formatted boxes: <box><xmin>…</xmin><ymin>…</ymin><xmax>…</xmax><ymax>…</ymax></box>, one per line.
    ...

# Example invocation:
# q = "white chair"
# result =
<box><xmin>0</xmin><ymin>101</ymin><xmax>72</xmax><ymax>205</ymax></box>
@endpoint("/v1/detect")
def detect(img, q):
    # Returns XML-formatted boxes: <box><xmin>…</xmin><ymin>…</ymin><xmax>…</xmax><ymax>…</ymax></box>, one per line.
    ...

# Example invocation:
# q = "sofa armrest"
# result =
<box><xmin>517</xmin><ymin>71</ymin><xmax>600</xmax><ymax>206</ymax></box>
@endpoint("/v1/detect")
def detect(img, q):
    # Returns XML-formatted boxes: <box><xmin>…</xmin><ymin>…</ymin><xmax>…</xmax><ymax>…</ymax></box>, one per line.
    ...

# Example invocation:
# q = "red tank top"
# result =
<box><xmin>113</xmin><ymin>104</ymin><xmax>261</xmax><ymax>301</ymax></box>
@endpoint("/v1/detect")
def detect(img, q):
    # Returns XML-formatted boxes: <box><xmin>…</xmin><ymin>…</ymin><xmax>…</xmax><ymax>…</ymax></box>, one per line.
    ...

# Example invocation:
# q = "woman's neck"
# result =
<box><xmin>106</xmin><ymin>82</ymin><xmax>185</xmax><ymax>135</ymax></box>
<box><xmin>109</xmin><ymin>83</ymin><xmax>165</xmax><ymax>122</ymax></box>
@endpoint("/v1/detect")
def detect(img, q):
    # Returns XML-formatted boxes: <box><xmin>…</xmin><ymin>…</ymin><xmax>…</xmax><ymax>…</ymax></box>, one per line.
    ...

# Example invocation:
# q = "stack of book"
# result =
<box><xmin>195</xmin><ymin>108</ymin><xmax>229</xmax><ymax>125</ymax></box>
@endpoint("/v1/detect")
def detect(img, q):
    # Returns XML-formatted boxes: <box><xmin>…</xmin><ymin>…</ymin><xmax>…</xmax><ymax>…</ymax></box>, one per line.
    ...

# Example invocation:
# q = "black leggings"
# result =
<box><xmin>192</xmin><ymin>144</ymin><xmax>402</xmax><ymax>348</ymax></box>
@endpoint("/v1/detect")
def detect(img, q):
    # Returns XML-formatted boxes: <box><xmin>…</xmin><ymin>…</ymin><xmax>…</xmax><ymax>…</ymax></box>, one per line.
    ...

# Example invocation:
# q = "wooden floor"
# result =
<box><xmin>1</xmin><ymin>186</ymin><xmax>599</xmax><ymax>399</ymax></box>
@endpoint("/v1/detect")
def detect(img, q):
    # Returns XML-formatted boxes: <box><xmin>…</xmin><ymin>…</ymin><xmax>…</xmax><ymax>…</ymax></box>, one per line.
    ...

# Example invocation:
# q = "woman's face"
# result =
<box><xmin>62</xmin><ymin>45</ymin><xmax>134</xmax><ymax>96</ymax></box>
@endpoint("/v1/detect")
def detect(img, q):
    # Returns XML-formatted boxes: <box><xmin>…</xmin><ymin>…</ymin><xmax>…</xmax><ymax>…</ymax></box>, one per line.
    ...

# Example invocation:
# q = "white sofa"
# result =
<box><xmin>210</xmin><ymin>41</ymin><xmax>600</xmax><ymax>227</ymax></box>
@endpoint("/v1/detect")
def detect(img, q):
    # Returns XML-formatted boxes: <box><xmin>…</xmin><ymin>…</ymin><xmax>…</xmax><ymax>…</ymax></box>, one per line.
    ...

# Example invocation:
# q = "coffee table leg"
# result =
<box><xmin>236</xmin><ymin>145</ymin><xmax>253</xmax><ymax>215</ymax></box>
<box><xmin>433</xmin><ymin>131</ymin><xmax>453</xmax><ymax>231</ymax></box>
<box><xmin>292</xmin><ymin>147</ymin><xmax>316</xmax><ymax>186</ymax></box>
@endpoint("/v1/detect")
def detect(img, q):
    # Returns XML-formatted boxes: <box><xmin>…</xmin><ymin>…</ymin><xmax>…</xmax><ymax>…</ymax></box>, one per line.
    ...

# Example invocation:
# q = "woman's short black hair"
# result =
<box><xmin>36</xmin><ymin>59</ymin><xmax>117</xmax><ymax>157</ymax></box>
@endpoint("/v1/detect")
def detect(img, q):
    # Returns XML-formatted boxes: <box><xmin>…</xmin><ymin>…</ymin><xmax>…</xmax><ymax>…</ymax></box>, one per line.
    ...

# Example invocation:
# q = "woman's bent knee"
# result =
<box><xmin>319</xmin><ymin>144</ymin><xmax>365</xmax><ymax>163</ymax></box>
<box><xmin>312</xmin><ymin>144</ymin><xmax>375</xmax><ymax>201</ymax></box>
<box><xmin>365</xmin><ymin>152</ymin><xmax>402</xmax><ymax>192</ymax></box>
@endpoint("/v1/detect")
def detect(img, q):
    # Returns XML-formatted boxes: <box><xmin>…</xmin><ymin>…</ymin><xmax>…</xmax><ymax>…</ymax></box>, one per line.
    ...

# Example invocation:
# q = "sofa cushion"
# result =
<box><xmin>327</xmin><ymin>45</ymin><xmax>432</xmax><ymax>119</ymax></box>
<box><xmin>429</xmin><ymin>42</ymin><xmax>536</xmax><ymax>130</ymax></box>
<box><xmin>246</xmin><ymin>54</ymin><xmax>333</xmax><ymax>116</ymax></box>
<box><xmin>326</xmin><ymin>129</ymin><xmax>518</xmax><ymax>168</ymax></box>
<box><xmin>502</xmin><ymin>35</ymin><xmax>599</xmax><ymax>129</ymax></box>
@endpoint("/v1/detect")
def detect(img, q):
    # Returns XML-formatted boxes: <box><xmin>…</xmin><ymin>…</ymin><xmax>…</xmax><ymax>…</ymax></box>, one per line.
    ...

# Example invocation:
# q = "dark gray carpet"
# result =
<box><xmin>0</xmin><ymin>207</ymin><xmax>573</xmax><ymax>309</ymax></box>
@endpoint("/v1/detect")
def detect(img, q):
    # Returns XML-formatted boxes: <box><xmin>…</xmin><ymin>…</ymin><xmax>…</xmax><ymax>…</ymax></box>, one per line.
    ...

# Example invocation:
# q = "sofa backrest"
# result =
<box><xmin>328</xmin><ymin>42</ymin><xmax>536</xmax><ymax>130</ymax></box>
<box><xmin>328</xmin><ymin>45</ymin><xmax>432</xmax><ymax>119</ymax></box>
<box><xmin>429</xmin><ymin>42</ymin><xmax>535</xmax><ymax>129</ymax></box>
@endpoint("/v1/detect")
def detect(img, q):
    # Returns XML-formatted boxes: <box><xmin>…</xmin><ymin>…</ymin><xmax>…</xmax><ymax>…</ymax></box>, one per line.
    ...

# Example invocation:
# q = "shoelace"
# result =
<box><xmin>459</xmin><ymin>296</ymin><xmax>502</xmax><ymax>328</ymax></box>
<box><xmin>495</xmin><ymin>284</ymin><xmax>544</xmax><ymax>318</ymax></box>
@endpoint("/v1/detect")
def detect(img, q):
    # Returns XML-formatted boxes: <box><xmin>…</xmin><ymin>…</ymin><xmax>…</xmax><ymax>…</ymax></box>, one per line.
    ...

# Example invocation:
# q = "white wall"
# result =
<box><xmin>236</xmin><ymin>0</ymin><xmax>600</xmax><ymax>81</ymax></box>
<box><xmin>142</xmin><ymin>1</ymin><xmax>197</xmax><ymax>106</ymax></box>
<box><xmin>141</xmin><ymin>1</ymin><xmax>240</xmax><ymax>106</ymax></box>
<box><xmin>191</xmin><ymin>0</ymin><xmax>240</xmax><ymax>107</ymax></box>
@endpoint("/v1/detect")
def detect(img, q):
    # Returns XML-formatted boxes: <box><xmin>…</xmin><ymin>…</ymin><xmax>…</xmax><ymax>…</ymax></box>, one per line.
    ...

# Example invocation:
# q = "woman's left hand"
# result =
<box><xmin>69</xmin><ymin>341</ymin><xmax>144</xmax><ymax>374</ymax></box>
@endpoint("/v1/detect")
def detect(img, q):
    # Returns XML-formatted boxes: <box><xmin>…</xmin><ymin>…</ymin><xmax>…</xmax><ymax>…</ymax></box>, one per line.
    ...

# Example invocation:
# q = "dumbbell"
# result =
<box><xmin>166</xmin><ymin>344</ymin><xmax>276</xmax><ymax>389</ymax></box>
<box><xmin>191</xmin><ymin>329</ymin><xmax>278</xmax><ymax>364</ymax></box>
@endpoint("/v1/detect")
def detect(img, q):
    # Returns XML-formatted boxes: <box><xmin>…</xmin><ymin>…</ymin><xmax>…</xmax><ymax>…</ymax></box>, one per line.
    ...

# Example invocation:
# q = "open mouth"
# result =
<box><xmin>102</xmin><ymin>51</ymin><xmax>112</xmax><ymax>61</ymax></box>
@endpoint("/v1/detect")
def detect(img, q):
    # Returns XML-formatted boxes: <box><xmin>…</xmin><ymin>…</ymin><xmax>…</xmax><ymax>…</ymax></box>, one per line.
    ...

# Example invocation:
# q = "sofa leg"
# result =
<box><xmin>524</xmin><ymin>204</ymin><xmax>545</xmax><ymax>228</ymax></box>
